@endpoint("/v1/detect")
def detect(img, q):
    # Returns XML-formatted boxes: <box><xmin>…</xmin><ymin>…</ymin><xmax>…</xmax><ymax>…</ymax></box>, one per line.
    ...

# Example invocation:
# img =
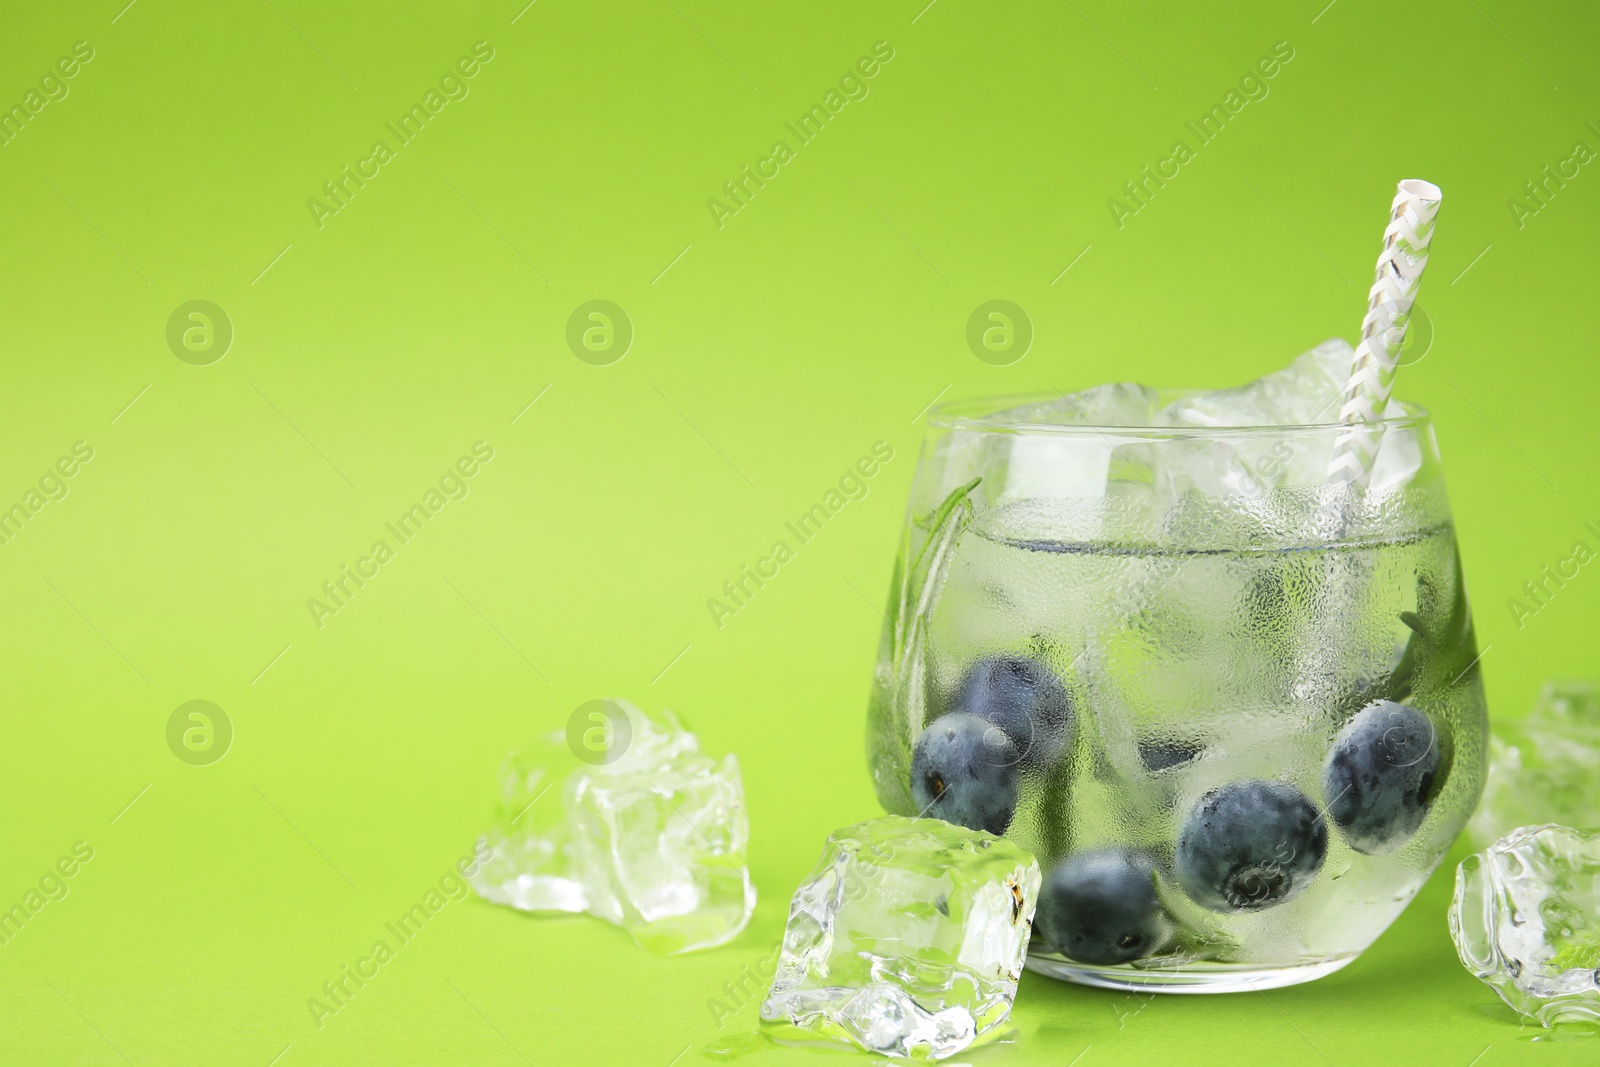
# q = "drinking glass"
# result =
<box><xmin>866</xmin><ymin>393</ymin><xmax>1488</xmax><ymax>992</ymax></box>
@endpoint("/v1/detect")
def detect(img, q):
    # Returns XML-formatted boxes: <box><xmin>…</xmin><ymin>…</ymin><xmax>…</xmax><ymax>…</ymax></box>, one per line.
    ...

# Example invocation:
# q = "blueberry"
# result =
<box><xmin>1033</xmin><ymin>847</ymin><xmax>1172</xmax><ymax>965</ymax></box>
<box><xmin>910</xmin><ymin>713</ymin><xmax>1019</xmax><ymax>836</ymax></box>
<box><xmin>953</xmin><ymin>655</ymin><xmax>1073</xmax><ymax>765</ymax></box>
<box><xmin>1176</xmin><ymin>780</ymin><xmax>1327</xmax><ymax>912</ymax></box>
<box><xmin>1322</xmin><ymin>700</ymin><xmax>1440</xmax><ymax>855</ymax></box>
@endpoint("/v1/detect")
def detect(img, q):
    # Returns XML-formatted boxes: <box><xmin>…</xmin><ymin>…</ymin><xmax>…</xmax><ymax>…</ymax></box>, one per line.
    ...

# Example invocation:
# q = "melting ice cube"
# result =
<box><xmin>1470</xmin><ymin>682</ymin><xmax>1600</xmax><ymax>849</ymax></box>
<box><xmin>760</xmin><ymin>816</ymin><xmax>1040</xmax><ymax>1060</ymax></box>
<box><xmin>1451</xmin><ymin>824</ymin><xmax>1600</xmax><ymax>1027</ymax></box>
<box><xmin>469</xmin><ymin>700</ymin><xmax>755</xmax><ymax>955</ymax></box>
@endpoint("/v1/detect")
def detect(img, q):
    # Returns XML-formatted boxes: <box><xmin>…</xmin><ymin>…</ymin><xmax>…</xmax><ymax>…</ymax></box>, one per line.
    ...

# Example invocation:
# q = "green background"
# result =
<box><xmin>2</xmin><ymin>0</ymin><xmax>1596</xmax><ymax>1063</ymax></box>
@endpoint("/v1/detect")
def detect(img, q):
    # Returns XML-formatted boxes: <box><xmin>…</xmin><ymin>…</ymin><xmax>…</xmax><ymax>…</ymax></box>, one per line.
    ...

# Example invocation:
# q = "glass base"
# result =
<box><xmin>1024</xmin><ymin>953</ymin><xmax>1358</xmax><ymax>993</ymax></box>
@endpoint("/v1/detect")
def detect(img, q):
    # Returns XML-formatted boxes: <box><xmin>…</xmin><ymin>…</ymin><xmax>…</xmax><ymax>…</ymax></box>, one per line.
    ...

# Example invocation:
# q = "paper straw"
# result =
<box><xmin>1326</xmin><ymin>179</ymin><xmax>1443</xmax><ymax>488</ymax></box>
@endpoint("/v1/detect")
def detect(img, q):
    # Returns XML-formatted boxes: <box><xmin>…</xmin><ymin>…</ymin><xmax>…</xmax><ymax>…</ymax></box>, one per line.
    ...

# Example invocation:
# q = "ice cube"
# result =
<box><xmin>979</xmin><ymin>384</ymin><xmax>1162</xmax><ymax>508</ymax></box>
<box><xmin>1148</xmin><ymin>340</ymin><xmax>1347</xmax><ymax>500</ymax></box>
<box><xmin>469</xmin><ymin>700</ymin><xmax>755</xmax><ymax>955</ymax></box>
<box><xmin>1161</xmin><ymin>339</ymin><xmax>1355</xmax><ymax>429</ymax></box>
<box><xmin>999</xmin><ymin>435</ymin><xmax>1118</xmax><ymax>501</ymax></box>
<box><xmin>567</xmin><ymin>747</ymin><xmax>754</xmax><ymax>954</ymax></box>
<box><xmin>992</xmin><ymin>382</ymin><xmax>1160</xmax><ymax>427</ymax></box>
<box><xmin>1450</xmin><ymin>824</ymin><xmax>1600</xmax><ymax>1027</ymax></box>
<box><xmin>760</xmin><ymin>816</ymin><xmax>1040</xmax><ymax>1060</ymax></box>
<box><xmin>1150</xmin><ymin>338</ymin><xmax>1430</xmax><ymax>501</ymax></box>
<box><xmin>1470</xmin><ymin>682</ymin><xmax>1600</xmax><ymax>848</ymax></box>
<box><xmin>470</xmin><ymin>744</ymin><xmax>588</xmax><ymax>914</ymax></box>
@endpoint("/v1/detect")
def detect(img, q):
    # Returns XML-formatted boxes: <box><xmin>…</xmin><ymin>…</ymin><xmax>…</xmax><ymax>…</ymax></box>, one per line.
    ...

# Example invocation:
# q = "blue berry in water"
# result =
<box><xmin>1322</xmin><ymin>700</ymin><xmax>1440</xmax><ymax>855</ymax></box>
<box><xmin>954</xmin><ymin>655</ymin><xmax>1073</xmax><ymax>766</ymax></box>
<box><xmin>1034</xmin><ymin>847</ymin><xmax>1172</xmax><ymax>965</ymax></box>
<box><xmin>1176</xmin><ymin>780</ymin><xmax>1327</xmax><ymax>912</ymax></box>
<box><xmin>910</xmin><ymin>713</ymin><xmax>1019</xmax><ymax>836</ymax></box>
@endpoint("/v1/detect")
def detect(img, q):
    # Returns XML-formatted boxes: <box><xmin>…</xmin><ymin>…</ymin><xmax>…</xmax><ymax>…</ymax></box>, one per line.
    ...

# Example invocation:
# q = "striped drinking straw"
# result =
<box><xmin>1325</xmin><ymin>179</ymin><xmax>1443</xmax><ymax>488</ymax></box>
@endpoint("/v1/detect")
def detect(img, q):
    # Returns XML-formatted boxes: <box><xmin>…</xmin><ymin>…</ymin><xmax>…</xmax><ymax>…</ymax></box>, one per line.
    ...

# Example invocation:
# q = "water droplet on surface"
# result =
<box><xmin>701</xmin><ymin>1032</ymin><xmax>768</xmax><ymax>1060</ymax></box>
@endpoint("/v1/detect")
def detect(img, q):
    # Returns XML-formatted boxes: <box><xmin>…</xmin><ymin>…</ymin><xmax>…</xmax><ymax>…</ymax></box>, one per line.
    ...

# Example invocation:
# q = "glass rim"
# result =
<box><xmin>927</xmin><ymin>390</ymin><xmax>1432</xmax><ymax>438</ymax></box>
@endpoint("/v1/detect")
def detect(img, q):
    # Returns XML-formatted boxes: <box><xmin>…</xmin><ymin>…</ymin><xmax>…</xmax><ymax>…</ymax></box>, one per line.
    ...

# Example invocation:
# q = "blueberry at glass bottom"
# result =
<box><xmin>910</xmin><ymin>713</ymin><xmax>1019</xmax><ymax>836</ymax></box>
<box><xmin>1176</xmin><ymin>780</ymin><xmax>1328</xmax><ymax>912</ymax></box>
<box><xmin>1032</xmin><ymin>847</ymin><xmax>1173</xmax><ymax>965</ymax></box>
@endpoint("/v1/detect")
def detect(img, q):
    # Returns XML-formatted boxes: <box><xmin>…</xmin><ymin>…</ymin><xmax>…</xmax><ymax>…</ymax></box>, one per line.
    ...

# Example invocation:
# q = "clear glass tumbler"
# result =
<box><xmin>866</xmin><ymin>394</ymin><xmax>1488</xmax><ymax>992</ymax></box>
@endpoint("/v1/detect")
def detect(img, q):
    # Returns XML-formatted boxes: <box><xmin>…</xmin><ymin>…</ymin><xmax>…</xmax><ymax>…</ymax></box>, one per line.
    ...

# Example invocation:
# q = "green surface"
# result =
<box><xmin>1</xmin><ymin>1</ymin><xmax>1597</xmax><ymax>1063</ymax></box>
